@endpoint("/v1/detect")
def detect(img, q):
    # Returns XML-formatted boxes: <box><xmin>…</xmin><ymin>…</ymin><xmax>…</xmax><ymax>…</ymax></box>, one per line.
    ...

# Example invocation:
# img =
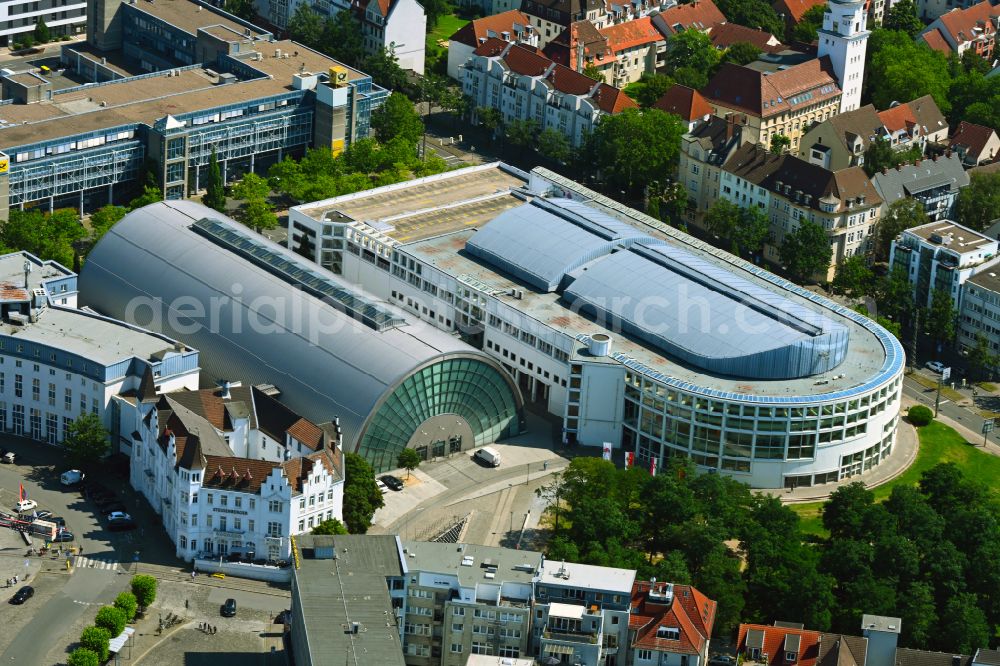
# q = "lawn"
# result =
<box><xmin>427</xmin><ymin>13</ymin><xmax>469</xmax><ymax>55</ymax></box>
<box><xmin>793</xmin><ymin>420</ymin><xmax>1000</xmax><ymax>537</ymax></box>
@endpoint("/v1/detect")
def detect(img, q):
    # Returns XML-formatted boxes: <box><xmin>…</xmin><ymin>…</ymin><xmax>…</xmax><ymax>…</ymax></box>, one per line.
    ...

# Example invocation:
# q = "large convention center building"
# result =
<box><xmin>80</xmin><ymin>201</ymin><xmax>523</xmax><ymax>473</ymax></box>
<box><xmin>283</xmin><ymin>164</ymin><xmax>905</xmax><ymax>489</ymax></box>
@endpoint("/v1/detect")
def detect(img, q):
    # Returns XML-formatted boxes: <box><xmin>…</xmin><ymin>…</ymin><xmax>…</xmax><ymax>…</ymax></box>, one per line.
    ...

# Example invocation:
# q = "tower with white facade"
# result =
<box><xmin>818</xmin><ymin>0</ymin><xmax>870</xmax><ymax>113</ymax></box>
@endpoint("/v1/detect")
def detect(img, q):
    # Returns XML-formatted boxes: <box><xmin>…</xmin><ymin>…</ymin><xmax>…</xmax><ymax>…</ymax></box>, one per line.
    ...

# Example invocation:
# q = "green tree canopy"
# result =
<box><xmin>397</xmin><ymin>448</ymin><xmax>421</xmax><ymax>479</ymax></box>
<box><xmin>704</xmin><ymin>199</ymin><xmax>770</xmax><ymax>258</ymax></box>
<box><xmin>723</xmin><ymin>41</ymin><xmax>762</xmax><ymax>65</ymax></box>
<box><xmin>321</xmin><ymin>12</ymin><xmax>364</xmax><ymax>65</ymax></box>
<box><xmin>873</xmin><ymin>197</ymin><xmax>929</xmax><ymax>261</ymax></box>
<box><xmin>632</xmin><ymin>72</ymin><xmax>674</xmax><ymax>108</ymax></box>
<box><xmin>582</xmin><ymin>63</ymin><xmax>605</xmax><ymax>81</ymax></box>
<box><xmin>791</xmin><ymin>3</ymin><xmax>826</xmax><ymax>42</ymax></box>
<box><xmin>0</xmin><ymin>208</ymin><xmax>85</xmax><ymax>268</ymax></box>
<box><xmin>663</xmin><ymin>29</ymin><xmax>721</xmax><ymax>89</ymax></box>
<box><xmin>883</xmin><ymin>0</ymin><xmax>923</xmax><ymax>37</ymax></box>
<box><xmin>61</xmin><ymin>413</ymin><xmax>110</xmax><ymax>469</ymax></box>
<box><xmin>79</xmin><ymin>626</ymin><xmax>111</xmax><ymax>663</ymax></box>
<box><xmin>222</xmin><ymin>0</ymin><xmax>256</xmax><ymax>20</ymax></box>
<box><xmin>130</xmin><ymin>574</ymin><xmax>157</xmax><ymax>609</ymax></box>
<box><xmin>202</xmin><ymin>148</ymin><xmax>226</xmax><ymax>212</ymax></box>
<box><xmin>372</xmin><ymin>93</ymin><xmax>424</xmax><ymax>146</ymax></box>
<box><xmin>863</xmin><ymin>137</ymin><xmax>922</xmax><ymax>177</ymax></box>
<box><xmin>239</xmin><ymin>198</ymin><xmax>279</xmax><ymax>233</ymax></box>
<box><xmin>587</xmin><ymin>108</ymin><xmax>685</xmax><ymax>196</ymax></box>
<box><xmin>925</xmin><ymin>288</ymin><xmax>956</xmax><ymax>345</ymax></box>
<box><xmin>362</xmin><ymin>48</ymin><xmax>408</xmax><ymax>91</ymax></box>
<box><xmin>867</xmin><ymin>29</ymin><xmax>952</xmax><ymax>114</ymax></box>
<box><xmin>537</xmin><ymin>127</ymin><xmax>571</xmax><ymax>163</ymax></box>
<box><xmin>955</xmin><ymin>172</ymin><xmax>1000</xmax><ymax>231</ymax></box>
<box><xmin>114</xmin><ymin>591</ymin><xmax>138</xmax><ymax>622</ymax></box>
<box><xmin>716</xmin><ymin>0</ymin><xmax>784</xmax><ymax>36</ymax></box>
<box><xmin>770</xmin><ymin>134</ymin><xmax>791</xmax><ymax>154</ymax></box>
<box><xmin>67</xmin><ymin>648</ymin><xmax>100</xmax><ymax>666</ymax></box>
<box><xmin>967</xmin><ymin>332</ymin><xmax>998</xmax><ymax>381</ymax></box>
<box><xmin>505</xmin><ymin>118</ymin><xmax>538</xmax><ymax>155</ymax></box>
<box><xmin>95</xmin><ymin>606</ymin><xmax>127</xmax><ymax>637</ymax></box>
<box><xmin>33</xmin><ymin>18</ymin><xmax>50</xmax><ymax>43</ymax></box>
<box><xmin>343</xmin><ymin>452</ymin><xmax>384</xmax><ymax>533</ymax></box>
<box><xmin>128</xmin><ymin>185</ymin><xmax>163</xmax><ymax>212</ymax></box>
<box><xmin>779</xmin><ymin>220</ymin><xmax>832</xmax><ymax>282</ymax></box>
<box><xmin>89</xmin><ymin>205</ymin><xmax>127</xmax><ymax>238</ymax></box>
<box><xmin>832</xmin><ymin>255</ymin><xmax>874</xmax><ymax>296</ymax></box>
<box><xmin>287</xmin><ymin>4</ymin><xmax>323</xmax><ymax>49</ymax></box>
<box><xmin>311</xmin><ymin>518</ymin><xmax>349</xmax><ymax>535</ymax></box>
<box><xmin>231</xmin><ymin>172</ymin><xmax>270</xmax><ymax>202</ymax></box>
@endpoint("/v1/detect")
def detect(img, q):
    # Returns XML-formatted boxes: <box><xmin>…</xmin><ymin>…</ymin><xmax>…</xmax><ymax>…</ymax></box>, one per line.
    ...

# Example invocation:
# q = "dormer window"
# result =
<box><xmin>656</xmin><ymin>626</ymin><xmax>680</xmax><ymax>640</ymax></box>
<box><xmin>786</xmin><ymin>652</ymin><xmax>798</xmax><ymax>662</ymax></box>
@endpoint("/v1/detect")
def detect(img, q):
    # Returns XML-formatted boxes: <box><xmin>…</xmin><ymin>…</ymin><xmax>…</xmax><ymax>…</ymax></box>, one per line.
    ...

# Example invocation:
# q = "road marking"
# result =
<box><xmin>73</xmin><ymin>556</ymin><xmax>121</xmax><ymax>572</ymax></box>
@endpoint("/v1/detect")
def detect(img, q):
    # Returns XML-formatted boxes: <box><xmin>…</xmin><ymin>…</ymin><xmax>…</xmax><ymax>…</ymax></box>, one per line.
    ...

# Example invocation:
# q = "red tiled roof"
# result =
<box><xmin>653</xmin><ymin>84</ymin><xmax>713</xmax><ymax>120</ymax></box>
<box><xmin>936</xmin><ymin>0</ymin><xmax>998</xmax><ymax>46</ymax></box>
<box><xmin>654</xmin><ymin>0</ymin><xmax>727</xmax><ymax>34</ymax></box>
<box><xmin>630</xmin><ymin>582</ymin><xmax>716</xmax><ymax>656</ymax></box>
<box><xmin>449</xmin><ymin>10</ymin><xmax>535</xmax><ymax>47</ymax></box>
<box><xmin>703</xmin><ymin>58</ymin><xmax>840</xmax><ymax>118</ymax></box>
<box><xmin>475</xmin><ymin>37</ymin><xmax>552</xmax><ymax>75</ymax></box>
<box><xmin>772</xmin><ymin>0</ymin><xmax>825</xmax><ymax>23</ymax></box>
<box><xmin>919</xmin><ymin>27</ymin><xmax>952</xmax><ymax>52</ymax></box>
<box><xmin>708</xmin><ymin>22</ymin><xmax>782</xmax><ymax>51</ymax></box>
<box><xmin>203</xmin><ymin>456</ymin><xmax>282</xmax><ymax>494</ymax></box>
<box><xmin>737</xmin><ymin>623</ymin><xmax>823</xmax><ymax>666</ymax></box>
<box><xmin>599</xmin><ymin>17</ymin><xmax>663</xmax><ymax>53</ymax></box>
<box><xmin>544</xmin><ymin>20</ymin><xmax>610</xmax><ymax>66</ymax></box>
<box><xmin>286</xmin><ymin>417</ymin><xmax>324</xmax><ymax>450</ymax></box>
<box><xmin>951</xmin><ymin>120</ymin><xmax>999</xmax><ymax>161</ymax></box>
<box><xmin>878</xmin><ymin>103</ymin><xmax>918</xmax><ymax>133</ymax></box>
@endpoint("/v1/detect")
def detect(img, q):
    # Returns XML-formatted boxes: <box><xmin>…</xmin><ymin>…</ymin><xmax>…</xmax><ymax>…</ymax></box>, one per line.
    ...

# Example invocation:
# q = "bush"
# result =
<box><xmin>130</xmin><ymin>574</ymin><xmax>157</xmax><ymax>609</ymax></box>
<box><xmin>95</xmin><ymin>605</ymin><xmax>127</xmax><ymax>637</ymax></box>
<box><xmin>114</xmin><ymin>591</ymin><xmax>138</xmax><ymax>621</ymax></box>
<box><xmin>79</xmin><ymin>626</ymin><xmax>111</xmax><ymax>662</ymax></box>
<box><xmin>908</xmin><ymin>404</ymin><xmax>934</xmax><ymax>426</ymax></box>
<box><xmin>67</xmin><ymin>647</ymin><xmax>100</xmax><ymax>666</ymax></box>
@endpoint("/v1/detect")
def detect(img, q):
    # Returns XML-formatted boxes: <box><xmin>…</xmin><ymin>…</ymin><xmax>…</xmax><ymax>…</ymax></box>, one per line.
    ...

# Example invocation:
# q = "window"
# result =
<box><xmin>269</xmin><ymin>500</ymin><xmax>281</xmax><ymax>512</ymax></box>
<box><xmin>267</xmin><ymin>522</ymin><xmax>281</xmax><ymax>537</ymax></box>
<box><xmin>298</xmin><ymin>519</ymin><xmax>304</xmax><ymax>531</ymax></box>
<box><xmin>638</xmin><ymin>649</ymin><xmax>653</xmax><ymax>660</ymax></box>
<box><xmin>450</xmin><ymin>644</ymin><xmax>463</xmax><ymax>653</ymax></box>
<box><xmin>207</xmin><ymin>494</ymin><xmax>214</xmax><ymax>505</ymax></box>
<box><xmin>220</xmin><ymin>495</ymin><xmax>228</xmax><ymax>507</ymax></box>
<box><xmin>14</xmin><ymin>374</ymin><xmax>22</xmax><ymax>398</ymax></box>
<box><xmin>234</xmin><ymin>497</ymin><xmax>242</xmax><ymax>509</ymax></box>
<box><xmin>64</xmin><ymin>388</ymin><xmax>71</xmax><ymax>410</ymax></box>
<box><xmin>787</xmin><ymin>652</ymin><xmax>798</xmax><ymax>662</ymax></box>
<box><xmin>248</xmin><ymin>520</ymin><xmax>254</xmax><ymax>532</ymax></box>
<box><xmin>249</xmin><ymin>498</ymin><xmax>255</xmax><ymax>510</ymax></box>
<box><xmin>47</xmin><ymin>383</ymin><xmax>55</xmax><ymax>406</ymax></box>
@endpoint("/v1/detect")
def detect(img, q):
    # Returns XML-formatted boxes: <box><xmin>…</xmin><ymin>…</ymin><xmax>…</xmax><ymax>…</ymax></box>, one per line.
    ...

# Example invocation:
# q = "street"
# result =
<box><xmin>903</xmin><ymin>370</ymin><xmax>1000</xmax><ymax>446</ymax></box>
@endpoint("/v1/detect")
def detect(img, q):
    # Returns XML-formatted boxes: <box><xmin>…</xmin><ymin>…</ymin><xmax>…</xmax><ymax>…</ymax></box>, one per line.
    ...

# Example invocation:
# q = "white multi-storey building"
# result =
<box><xmin>121</xmin><ymin>378</ymin><xmax>344</xmax><ymax>562</ymax></box>
<box><xmin>0</xmin><ymin>251</ymin><xmax>199</xmax><ymax>446</ymax></box>
<box><xmin>0</xmin><ymin>0</ymin><xmax>86</xmax><ymax>46</ymax></box>
<box><xmin>817</xmin><ymin>0</ymin><xmax>869</xmax><ymax>113</ymax></box>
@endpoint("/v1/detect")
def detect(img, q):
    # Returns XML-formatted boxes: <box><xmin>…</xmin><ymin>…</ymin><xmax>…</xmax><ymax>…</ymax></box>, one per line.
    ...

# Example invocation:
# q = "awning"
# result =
<box><xmin>544</xmin><ymin>644</ymin><xmax>575</xmax><ymax>655</ymax></box>
<box><xmin>109</xmin><ymin>627</ymin><xmax>135</xmax><ymax>654</ymax></box>
<box><xmin>549</xmin><ymin>602</ymin><xmax>585</xmax><ymax>619</ymax></box>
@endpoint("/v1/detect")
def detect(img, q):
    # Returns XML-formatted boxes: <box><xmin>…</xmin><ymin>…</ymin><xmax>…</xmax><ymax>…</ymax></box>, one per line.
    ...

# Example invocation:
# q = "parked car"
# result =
<box><xmin>53</xmin><ymin>530</ymin><xmax>74</xmax><ymax>542</ymax></box>
<box><xmin>106</xmin><ymin>511</ymin><xmax>131</xmax><ymax>522</ymax></box>
<box><xmin>14</xmin><ymin>500</ymin><xmax>37</xmax><ymax>513</ymax></box>
<box><xmin>709</xmin><ymin>657</ymin><xmax>737</xmax><ymax>666</ymax></box>
<box><xmin>925</xmin><ymin>361</ymin><xmax>947</xmax><ymax>374</ymax></box>
<box><xmin>379</xmin><ymin>475</ymin><xmax>404</xmax><ymax>491</ymax></box>
<box><xmin>60</xmin><ymin>470</ymin><xmax>84</xmax><ymax>487</ymax></box>
<box><xmin>473</xmin><ymin>446</ymin><xmax>501</xmax><ymax>467</ymax></box>
<box><xmin>376</xmin><ymin>479</ymin><xmax>389</xmax><ymax>494</ymax></box>
<box><xmin>94</xmin><ymin>495</ymin><xmax>121</xmax><ymax>509</ymax></box>
<box><xmin>9</xmin><ymin>586</ymin><xmax>33</xmax><ymax>604</ymax></box>
<box><xmin>221</xmin><ymin>598</ymin><xmax>237</xmax><ymax>617</ymax></box>
<box><xmin>108</xmin><ymin>519</ymin><xmax>136</xmax><ymax>532</ymax></box>
<box><xmin>2</xmin><ymin>452</ymin><xmax>15</xmax><ymax>464</ymax></box>
<box><xmin>100</xmin><ymin>503</ymin><xmax>128</xmax><ymax>516</ymax></box>
<box><xmin>34</xmin><ymin>510</ymin><xmax>52</xmax><ymax>520</ymax></box>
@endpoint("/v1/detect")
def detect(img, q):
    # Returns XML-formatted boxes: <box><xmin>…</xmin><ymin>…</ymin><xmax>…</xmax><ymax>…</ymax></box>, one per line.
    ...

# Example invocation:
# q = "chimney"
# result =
<box><xmin>219</xmin><ymin>380</ymin><xmax>231</xmax><ymax>400</ymax></box>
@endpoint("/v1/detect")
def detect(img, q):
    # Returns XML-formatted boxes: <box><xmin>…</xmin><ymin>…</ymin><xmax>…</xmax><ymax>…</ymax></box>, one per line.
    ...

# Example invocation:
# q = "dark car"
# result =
<box><xmin>53</xmin><ymin>530</ymin><xmax>74</xmax><ymax>542</ymax></box>
<box><xmin>100</xmin><ymin>503</ymin><xmax>128</xmax><ymax>516</ymax></box>
<box><xmin>107</xmin><ymin>518</ymin><xmax>137</xmax><ymax>532</ymax></box>
<box><xmin>379</xmin><ymin>475</ymin><xmax>404</xmax><ymax>491</ymax></box>
<box><xmin>34</xmin><ymin>510</ymin><xmax>53</xmax><ymax>520</ymax></box>
<box><xmin>9</xmin><ymin>586</ymin><xmax>33</xmax><ymax>605</ymax></box>
<box><xmin>49</xmin><ymin>516</ymin><xmax>66</xmax><ymax>528</ymax></box>
<box><xmin>93</xmin><ymin>494</ymin><xmax>119</xmax><ymax>508</ymax></box>
<box><xmin>221</xmin><ymin>598</ymin><xmax>237</xmax><ymax>617</ymax></box>
<box><xmin>708</xmin><ymin>657</ymin><xmax>737</xmax><ymax>666</ymax></box>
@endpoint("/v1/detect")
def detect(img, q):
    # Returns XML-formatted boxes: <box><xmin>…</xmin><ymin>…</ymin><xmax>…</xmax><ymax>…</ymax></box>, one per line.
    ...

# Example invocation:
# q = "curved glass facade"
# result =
<box><xmin>358</xmin><ymin>357</ymin><xmax>522</xmax><ymax>472</ymax></box>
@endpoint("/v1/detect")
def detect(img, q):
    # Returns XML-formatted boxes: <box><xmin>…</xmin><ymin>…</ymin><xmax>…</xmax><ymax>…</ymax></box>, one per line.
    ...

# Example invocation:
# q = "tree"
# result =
<box><xmin>907</xmin><ymin>404</ymin><xmax>933</xmax><ymax>426</ymax></box>
<box><xmin>791</xmin><ymin>3</ymin><xmax>826</xmax><ymax>42</ymax></box>
<box><xmin>342</xmin><ymin>452</ymin><xmax>384</xmax><ymax>533</ymax></box>
<box><xmin>780</xmin><ymin>221</ymin><xmax>831</xmax><ymax>282</ymax></box>
<box><xmin>67</xmin><ymin>648</ymin><xmax>100</xmax><ymax>666</ymax></box>
<box><xmin>633</xmin><ymin>73</ymin><xmax>673</xmax><ymax>108</ymax></box>
<box><xmin>832</xmin><ymin>255</ymin><xmax>874</xmax><ymax>296</ymax></box>
<box><xmin>476</xmin><ymin>107</ymin><xmax>502</xmax><ymax>136</ymax></box>
<box><xmin>222</xmin><ymin>0</ymin><xmax>256</xmax><ymax>20</ymax></box>
<box><xmin>537</xmin><ymin>127</ymin><xmax>571</xmax><ymax>164</ymax></box>
<box><xmin>925</xmin><ymin>288</ymin><xmax>955</xmax><ymax>345</ymax></box>
<box><xmin>130</xmin><ymin>574</ymin><xmax>157</xmax><ymax>609</ymax></box>
<box><xmin>505</xmin><ymin>118</ymin><xmax>538</xmax><ymax>156</ymax></box>
<box><xmin>114</xmin><ymin>591</ymin><xmax>138</xmax><ymax>622</ymax></box>
<box><xmin>202</xmin><ymin>148</ymin><xmax>226</xmax><ymax>212</ymax></box>
<box><xmin>867</xmin><ymin>29</ymin><xmax>952</xmax><ymax>114</ymax></box>
<box><xmin>321</xmin><ymin>12</ymin><xmax>365</xmax><ymax>66</ymax></box>
<box><xmin>397</xmin><ymin>448</ymin><xmax>421</xmax><ymax>479</ymax></box>
<box><xmin>723</xmin><ymin>41</ymin><xmax>762</xmax><ymax>65</ymax></box>
<box><xmin>362</xmin><ymin>48</ymin><xmax>408</xmax><ymax>91</ymax></box>
<box><xmin>582</xmin><ymin>63</ymin><xmax>605</xmax><ymax>81</ymax></box>
<box><xmin>287</xmin><ymin>4</ymin><xmax>323</xmax><ymax>49</ymax></box>
<box><xmin>663</xmin><ymin>30</ymin><xmax>720</xmax><ymax>89</ymax></box>
<box><xmin>372</xmin><ymin>93</ymin><xmax>424</xmax><ymax>146</ymax></box>
<box><xmin>872</xmin><ymin>198</ymin><xmax>928</xmax><ymax>261</ymax></box>
<box><xmin>704</xmin><ymin>200</ymin><xmax>770</xmax><ymax>258</ymax></box>
<box><xmin>239</xmin><ymin>198</ymin><xmax>279</xmax><ymax>233</ymax></box>
<box><xmin>61</xmin><ymin>413</ymin><xmax>110</xmax><ymax>468</ymax></box>
<box><xmin>535</xmin><ymin>472</ymin><xmax>566</xmax><ymax>534</ymax></box>
<box><xmin>33</xmin><ymin>18</ymin><xmax>50</xmax><ymax>43</ymax></box>
<box><xmin>95</xmin><ymin>606</ymin><xmax>127</xmax><ymax>637</ymax></box>
<box><xmin>79</xmin><ymin>626</ymin><xmax>111</xmax><ymax>663</ymax></box>
<box><xmin>939</xmin><ymin>592</ymin><xmax>991</xmax><ymax>654</ymax></box>
<box><xmin>769</xmin><ymin>134</ymin><xmax>791</xmax><ymax>154</ymax></box>
<box><xmin>128</xmin><ymin>185</ymin><xmax>162</xmax><ymax>211</ymax></box>
<box><xmin>311</xmin><ymin>518</ymin><xmax>349</xmax><ymax>535</ymax></box>
<box><xmin>231</xmin><ymin>172</ymin><xmax>270</xmax><ymax>203</ymax></box>
<box><xmin>716</xmin><ymin>0</ymin><xmax>784</xmax><ymax>36</ymax></box>
<box><xmin>967</xmin><ymin>332</ymin><xmax>997</xmax><ymax>381</ymax></box>
<box><xmin>955</xmin><ymin>172</ymin><xmax>1000</xmax><ymax>231</ymax></box>
<box><xmin>421</xmin><ymin>0</ymin><xmax>451</xmax><ymax>32</ymax></box>
<box><xmin>0</xmin><ymin>208</ymin><xmax>85</xmax><ymax>268</ymax></box>
<box><xmin>883</xmin><ymin>0</ymin><xmax>923</xmax><ymax>37</ymax></box>
<box><xmin>588</xmin><ymin>108</ymin><xmax>685</xmax><ymax>196</ymax></box>
<box><xmin>863</xmin><ymin>137</ymin><xmax>922</xmax><ymax>177</ymax></box>
<box><xmin>89</xmin><ymin>205</ymin><xmax>126</xmax><ymax>238</ymax></box>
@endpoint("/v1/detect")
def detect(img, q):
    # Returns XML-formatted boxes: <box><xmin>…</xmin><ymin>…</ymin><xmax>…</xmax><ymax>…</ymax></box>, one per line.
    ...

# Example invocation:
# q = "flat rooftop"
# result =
<box><xmin>128</xmin><ymin>0</ymin><xmax>269</xmax><ymax>40</ymax></box>
<box><xmin>0</xmin><ymin>252</ymin><xmax>73</xmax><ymax>290</ymax></box>
<box><xmin>538</xmin><ymin>560</ymin><xmax>635</xmax><ymax>594</ymax></box>
<box><xmin>967</xmin><ymin>267</ymin><xmax>1000</xmax><ymax>295</ymax></box>
<box><xmin>903</xmin><ymin>220</ymin><xmax>997</xmax><ymax>253</ymax></box>
<box><xmin>0</xmin><ymin>40</ymin><xmax>355</xmax><ymax>150</ymax></box>
<box><xmin>62</xmin><ymin>44</ymin><xmax>135</xmax><ymax>78</ymax></box>
<box><xmin>296</xmin><ymin>164</ymin><xmax>528</xmax><ymax>243</ymax></box>
<box><xmin>401</xmin><ymin>541</ymin><xmax>541</xmax><ymax>589</ymax></box>
<box><xmin>0</xmin><ymin>307</ymin><xmax>186</xmax><ymax>367</ymax></box>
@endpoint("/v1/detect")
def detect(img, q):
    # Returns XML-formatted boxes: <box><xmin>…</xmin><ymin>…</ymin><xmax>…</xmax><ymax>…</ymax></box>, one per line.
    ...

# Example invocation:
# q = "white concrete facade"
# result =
<box><xmin>0</xmin><ymin>0</ymin><xmax>86</xmax><ymax>42</ymax></box>
<box><xmin>818</xmin><ymin>0</ymin><xmax>869</xmax><ymax>113</ymax></box>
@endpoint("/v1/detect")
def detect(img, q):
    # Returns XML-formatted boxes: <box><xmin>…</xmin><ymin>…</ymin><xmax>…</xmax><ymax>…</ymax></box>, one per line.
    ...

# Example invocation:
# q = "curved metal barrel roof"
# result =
<box><xmin>79</xmin><ymin>201</ymin><xmax>513</xmax><ymax>450</ymax></box>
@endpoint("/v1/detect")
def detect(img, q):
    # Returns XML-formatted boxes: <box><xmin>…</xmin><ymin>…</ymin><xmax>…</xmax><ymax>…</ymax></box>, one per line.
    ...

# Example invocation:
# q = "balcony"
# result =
<box><xmin>542</xmin><ymin>628</ymin><xmax>599</xmax><ymax>644</ymax></box>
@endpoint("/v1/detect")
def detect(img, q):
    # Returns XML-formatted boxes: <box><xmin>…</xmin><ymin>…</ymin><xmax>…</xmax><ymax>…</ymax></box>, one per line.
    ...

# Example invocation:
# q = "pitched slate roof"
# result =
<box><xmin>252</xmin><ymin>386</ymin><xmax>327</xmax><ymax>450</ymax></box>
<box><xmin>870</xmin><ymin>153</ymin><xmax>969</xmax><ymax>205</ymax></box>
<box><xmin>599</xmin><ymin>16</ymin><xmax>663</xmax><ymax>53</ymax></box>
<box><xmin>703</xmin><ymin>58</ymin><xmax>840</xmax><ymax>118</ymax></box>
<box><xmin>650</xmin><ymin>0</ymin><xmax>727</xmax><ymax>35</ymax></box>
<box><xmin>630</xmin><ymin>582</ymin><xmax>716</xmax><ymax>656</ymax></box>
<box><xmin>654</xmin><ymin>84</ymin><xmax>713</xmax><ymax>120</ymax></box>
<box><xmin>906</xmin><ymin>95</ymin><xmax>948</xmax><ymax>136</ymax></box>
<box><xmin>521</xmin><ymin>0</ymin><xmax>605</xmax><ymax>25</ymax></box>
<box><xmin>816</xmin><ymin>633</ymin><xmax>867</xmax><ymax>666</ymax></box>
<box><xmin>137</xmin><ymin>365</ymin><xmax>158</xmax><ymax>404</ymax></box>
<box><xmin>738</xmin><ymin>624</ymin><xmax>823</xmax><ymax>665</ymax></box>
<box><xmin>950</xmin><ymin>120</ymin><xmax>999</xmax><ymax>162</ymax></box>
<box><xmin>973</xmin><ymin>648</ymin><xmax>1000</xmax><ymax>665</ymax></box>
<box><xmin>449</xmin><ymin>10</ymin><xmax>535</xmax><ymax>47</ymax></box>
<box><xmin>822</xmin><ymin>104</ymin><xmax>887</xmax><ymax>152</ymax></box>
<box><xmin>708</xmin><ymin>22</ymin><xmax>782</xmax><ymax>51</ymax></box>
<box><xmin>723</xmin><ymin>142</ymin><xmax>882</xmax><ymax>212</ymax></box>
<box><xmin>895</xmin><ymin>649</ymin><xmax>972</xmax><ymax>666</ymax></box>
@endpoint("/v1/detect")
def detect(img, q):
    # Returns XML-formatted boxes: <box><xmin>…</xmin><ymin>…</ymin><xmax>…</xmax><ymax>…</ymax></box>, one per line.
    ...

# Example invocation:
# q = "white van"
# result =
<box><xmin>60</xmin><ymin>470</ymin><xmax>84</xmax><ymax>486</ymax></box>
<box><xmin>474</xmin><ymin>446</ymin><xmax>501</xmax><ymax>467</ymax></box>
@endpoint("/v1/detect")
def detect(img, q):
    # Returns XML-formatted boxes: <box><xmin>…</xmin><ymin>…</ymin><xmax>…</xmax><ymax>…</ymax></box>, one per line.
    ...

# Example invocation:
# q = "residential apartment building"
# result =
<box><xmin>123</xmin><ymin>377</ymin><xmax>344</xmax><ymax>562</ymax></box>
<box><xmin>871</xmin><ymin>153</ymin><xmax>969</xmax><ymax>222</ymax></box>
<box><xmin>919</xmin><ymin>0</ymin><xmax>998</xmax><ymax>59</ymax></box>
<box><xmin>649</xmin><ymin>0</ymin><xmax>727</xmax><ymax>36</ymax></box>
<box><xmin>708</xmin><ymin>23</ymin><xmax>783</xmax><ymax>51</ymax></box>
<box><xmin>702</xmin><ymin>59</ymin><xmax>842</xmax><ymax>153</ymax></box>
<box><xmin>351</xmin><ymin>0</ymin><xmax>426</xmax><ymax>74</ymax></box>
<box><xmin>877</xmin><ymin>95</ymin><xmax>949</xmax><ymax>150</ymax></box>
<box><xmin>533</xmin><ymin>560</ymin><xmax>635</xmax><ymax>665</ymax></box>
<box><xmin>0</xmin><ymin>251</ymin><xmax>200</xmax><ymax>447</ymax></box>
<box><xmin>799</xmin><ymin>104</ymin><xmax>886</xmax><ymax>169</ymax></box>
<box><xmin>960</xmin><ymin>269</ymin><xmax>1000</xmax><ymax>360</ymax></box>
<box><xmin>0</xmin><ymin>0</ymin><xmax>85</xmax><ymax>46</ymax></box>
<box><xmin>679</xmin><ymin>115</ymin><xmax>745</xmax><ymax>227</ymax></box>
<box><xmin>950</xmin><ymin>121</ymin><xmax>1000</xmax><ymax>166</ymax></box>
<box><xmin>463</xmin><ymin>38</ymin><xmax>636</xmax><ymax>147</ymax></box>
<box><xmin>400</xmin><ymin>542</ymin><xmax>540</xmax><ymax>664</ymax></box>
<box><xmin>655</xmin><ymin>84</ymin><xmax>713</xmax><ymax>131</ymax></box>
<box><xmin>519</xmin><ymin>0</ymin><xmax>608</xmax><ymax>47</ymax></box>
<box><xmin>773</xmin><ymin>0</ymin><xmax>826</xmax><ymax>36</ymax></box>
<box><xmin>718</xmin><ymin>142</ymin><xmax>882</xmax><ymax>279</ymax></box>
<box><xmin>629</xmin><ymin>581</ymin><xmax>716</xmax><ymax>666</ymax></box>
<box><xmin>447</xmin><ymin>10</ymin><xmax>538</xmax><ymax>80</ymax></box>
<box><xmin>918</xmin><ymin>0</ymin><xmax>995</xmax><ymax>27</ymax></box>
<box><xmin>889</xmin><ymin>220</ymin><xmax>1000</xmax><ymax>310</ymax></box>
<box><xmin>594</xmin><ymin>16</ymin><xmax>664</xmax><ymax>87</ymax></box>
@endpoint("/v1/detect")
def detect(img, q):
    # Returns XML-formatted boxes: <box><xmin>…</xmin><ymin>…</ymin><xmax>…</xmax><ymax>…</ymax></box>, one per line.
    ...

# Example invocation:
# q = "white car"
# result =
<box><xmin>14</xmin><ymin>499</ymin><xmax>37</xmax><ymax>513</ymax></box>
<box><xmin>376</xmin><ymin>480</ymin><xmax>389</xmax><ymax>494</ymax></box>
<box><xmin>925</xmin><ymin>361</ymin><xmax>947</xmax><ymax>374</ymax></box>
<box><xmin>106</xmin><ymin>511</ymin><xmax>132</xmax><ymax>522</ymax></box>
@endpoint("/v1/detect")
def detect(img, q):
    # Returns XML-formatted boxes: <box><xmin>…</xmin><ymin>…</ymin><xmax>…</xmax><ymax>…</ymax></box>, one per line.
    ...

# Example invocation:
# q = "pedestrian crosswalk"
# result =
<box><xmin>72</xmin><ymin>556</ymin><xmax>121</xmax><ymax>572</ymax></box>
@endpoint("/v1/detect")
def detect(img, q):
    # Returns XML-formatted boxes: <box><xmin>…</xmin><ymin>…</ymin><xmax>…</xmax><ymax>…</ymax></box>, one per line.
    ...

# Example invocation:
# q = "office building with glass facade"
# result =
<box><xmin>286</xmin><ymin>163</ymin><xmax>905</xmax><ymax>489</ymax></box>
<box><xmin>80</xmin><ymin>201</ymin><xmax>524</xmax><ymax>473</ymax></box>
